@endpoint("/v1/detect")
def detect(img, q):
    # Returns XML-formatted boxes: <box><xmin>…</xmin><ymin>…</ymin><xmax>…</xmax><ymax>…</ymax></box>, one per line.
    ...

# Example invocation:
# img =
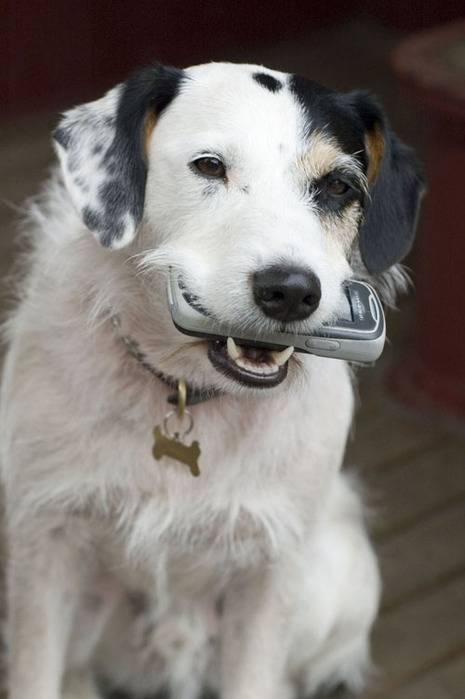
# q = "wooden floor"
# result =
<box><xmin>1</xmin><ymin>18</ymin><xmax>464</xmax><ymax>699</ymax></box>
<box><xmin>346</xmin><ymin>357</ymin><xmax>465</xmax><ymax>698</ymax></box>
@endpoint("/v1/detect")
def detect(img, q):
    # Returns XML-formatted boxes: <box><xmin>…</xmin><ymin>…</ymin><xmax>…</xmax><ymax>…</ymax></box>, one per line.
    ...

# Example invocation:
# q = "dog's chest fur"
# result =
<box><xmin>55</xmin><ymin>343</ymin><xmax>353</xmax><ymax>596</ymax></box>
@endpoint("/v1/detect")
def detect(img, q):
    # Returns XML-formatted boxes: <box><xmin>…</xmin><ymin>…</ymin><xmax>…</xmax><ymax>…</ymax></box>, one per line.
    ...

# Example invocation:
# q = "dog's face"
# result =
<box><xmin>54</xmin><ymin>62</ymin><xmax>424</xmax><ymax>392</ymax></box>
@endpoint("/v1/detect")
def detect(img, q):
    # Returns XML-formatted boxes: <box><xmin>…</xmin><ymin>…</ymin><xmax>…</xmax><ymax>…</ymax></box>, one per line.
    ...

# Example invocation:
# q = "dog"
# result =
<box><xmin>0</xmin><ymin>61</ymin><xmax>424</xmax><ymax>699</ymax></box>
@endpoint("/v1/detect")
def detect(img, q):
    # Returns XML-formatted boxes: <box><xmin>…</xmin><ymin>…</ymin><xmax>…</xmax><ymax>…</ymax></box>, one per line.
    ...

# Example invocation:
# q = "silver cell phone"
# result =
<box><xmin>167</xmin><ymin>271</ymin><xmax>386</xmax><ymax>363</ymax></box>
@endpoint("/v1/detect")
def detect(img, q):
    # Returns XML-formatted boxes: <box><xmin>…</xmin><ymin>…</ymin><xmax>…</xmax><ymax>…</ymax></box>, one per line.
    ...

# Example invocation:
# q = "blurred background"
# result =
<box><xmin>1</xmin><ymin>1</ymin><xmax>465</xmax><ymax>697</ymax></box>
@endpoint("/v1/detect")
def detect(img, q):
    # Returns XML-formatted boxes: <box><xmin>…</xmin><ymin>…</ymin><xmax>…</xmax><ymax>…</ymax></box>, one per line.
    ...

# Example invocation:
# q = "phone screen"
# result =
<box><xmin>338</xmin><ymin>291</ymin><xmax>354</xmax><ymax>323</ymax></box>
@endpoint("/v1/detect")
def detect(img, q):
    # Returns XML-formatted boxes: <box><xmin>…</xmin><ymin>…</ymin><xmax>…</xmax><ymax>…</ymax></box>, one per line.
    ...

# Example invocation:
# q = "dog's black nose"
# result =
<box><xmin>253</xmin><ymin>265</ymin><xmax>321</xmax><ymax>322</ymax></box>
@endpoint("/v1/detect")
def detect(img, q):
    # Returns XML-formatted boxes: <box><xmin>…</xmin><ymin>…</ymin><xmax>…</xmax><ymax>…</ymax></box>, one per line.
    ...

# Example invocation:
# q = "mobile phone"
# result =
<box><xmin>167</xmin><ymin>270</ymin><xmax>386</xmax><ymax>363</ymax></box>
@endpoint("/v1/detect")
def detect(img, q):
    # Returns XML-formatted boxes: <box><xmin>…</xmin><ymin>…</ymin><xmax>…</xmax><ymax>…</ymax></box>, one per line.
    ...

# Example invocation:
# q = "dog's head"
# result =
<box><xmin>54</xmin><ymin>62</ymin><xmax>424</xmax><ymax>393</ymax></box>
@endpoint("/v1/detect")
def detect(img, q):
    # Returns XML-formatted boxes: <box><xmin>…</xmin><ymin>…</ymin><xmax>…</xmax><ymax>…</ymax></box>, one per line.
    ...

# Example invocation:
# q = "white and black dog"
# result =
<box><xmin>0</xmin><ymin>62</ymin><xmax>424</xmax><ymax>699</ymax></box>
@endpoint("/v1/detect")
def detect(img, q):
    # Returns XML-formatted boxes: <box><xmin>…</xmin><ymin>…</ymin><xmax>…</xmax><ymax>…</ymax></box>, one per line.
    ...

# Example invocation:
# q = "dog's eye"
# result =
<box><xmin>192</xmin><ymin>157</ymin><xmax>226</xmax><ymax>179</ymax></box>
<box><xmin>325</xmin><ymin>178</ymin><xmax>350</xmax><ymax>196</ymax></box>
<box><xmin>311</xmin><ymin>172</ymin><xmax>362</xmax><ymax>214</ymax></box>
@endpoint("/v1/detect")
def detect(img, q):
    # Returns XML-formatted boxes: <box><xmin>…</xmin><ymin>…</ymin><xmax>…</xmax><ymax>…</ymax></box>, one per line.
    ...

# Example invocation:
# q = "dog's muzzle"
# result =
<box><xmin>177</xmin><ymin>266</ymin><xmax>323</xmax><ymax>389</ymax></box>
<box><xmin>208</xmin><ymin>338</ymin><xmax>294</xmax><ymax>389</ymax></box>
<box><xmin>206</xmin><ymin>265</ymin><xmax>320</xmax><ymax>389</ymax></box>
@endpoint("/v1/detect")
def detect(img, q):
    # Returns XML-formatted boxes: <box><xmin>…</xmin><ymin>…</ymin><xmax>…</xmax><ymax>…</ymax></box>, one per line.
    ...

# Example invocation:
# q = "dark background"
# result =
<box><xmin>1</xmin><ymin>0</ymin><xmax>464</xmax><ymax>118</ymax></box>
<box><xmin>2</xmin><ymin>3</ymin><xmax>465</xmax><ymax>697</ymax></box>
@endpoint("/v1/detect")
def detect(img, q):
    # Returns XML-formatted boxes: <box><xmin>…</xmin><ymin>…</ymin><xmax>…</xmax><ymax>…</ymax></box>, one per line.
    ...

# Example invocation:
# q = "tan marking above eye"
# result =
<box><xmin>300</xmin><ymin>132</ymin><xmax>345</xmax><ymax>179</ymax></box>
<box><xmin>299</xmin><ymin>131</ymin><xmax>364</xmax><ymax>187</ymax></box>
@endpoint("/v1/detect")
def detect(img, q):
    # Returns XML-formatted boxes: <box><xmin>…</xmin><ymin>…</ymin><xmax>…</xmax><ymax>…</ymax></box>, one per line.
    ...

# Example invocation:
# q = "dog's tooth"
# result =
<box><xmin>273</xmin><ymin>346</ymin><xmax>294</xmax><ymax>366</ymax></box>
<box><xmin>227</xmin><ymin>337</ymin><xmax>241</xmax><ymax>361</ymax></box>
<box><xmin>235</xmin><ymin>358</ymin><xmax>278</xmax><ymax>375</ymax></box>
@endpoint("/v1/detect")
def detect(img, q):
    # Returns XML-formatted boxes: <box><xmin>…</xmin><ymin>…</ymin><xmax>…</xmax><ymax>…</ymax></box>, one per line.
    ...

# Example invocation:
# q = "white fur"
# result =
<box><xmin>1</xmin><ymin>62</ymin><xmax>382</xmax><ymax>699</ymax></box>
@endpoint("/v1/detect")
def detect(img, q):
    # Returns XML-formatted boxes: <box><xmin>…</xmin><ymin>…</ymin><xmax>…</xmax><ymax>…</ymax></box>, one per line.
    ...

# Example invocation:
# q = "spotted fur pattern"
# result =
<box><xmin>1</xmin><ymin>61</ymin><xmax>424</xmax><ymax>699</ymax></box>
<box><xmin>54</xmin><ymin>64</ymin><xmax>185</xmax><ymax>248</ymax></box>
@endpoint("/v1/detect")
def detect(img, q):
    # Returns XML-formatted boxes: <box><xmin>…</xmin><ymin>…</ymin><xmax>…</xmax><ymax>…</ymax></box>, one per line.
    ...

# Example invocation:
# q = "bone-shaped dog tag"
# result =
<box><xmin>152</xmin><ymin>425</ymin><xmax>201</xmax><ymax>477</ymax></box>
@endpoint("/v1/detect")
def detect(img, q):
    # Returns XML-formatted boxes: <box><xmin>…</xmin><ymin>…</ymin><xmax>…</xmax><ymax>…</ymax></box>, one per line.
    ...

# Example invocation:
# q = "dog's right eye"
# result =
<box><xmin>191</xmin><ymin>157</ymin><xmax>226</xmax><ymax>180</ymax></box>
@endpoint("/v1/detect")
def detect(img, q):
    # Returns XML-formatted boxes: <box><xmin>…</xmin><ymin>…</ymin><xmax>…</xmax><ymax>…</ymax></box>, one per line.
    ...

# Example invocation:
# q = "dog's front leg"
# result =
<box><xmin>221</xmin><ymin>562</ymin><xmax>295</xmax><ymax>699</ymax></box>
<box><xmin>7</xmin><ymin>524</ymin><xmax>84</xmax><ymax>699</ymax></box>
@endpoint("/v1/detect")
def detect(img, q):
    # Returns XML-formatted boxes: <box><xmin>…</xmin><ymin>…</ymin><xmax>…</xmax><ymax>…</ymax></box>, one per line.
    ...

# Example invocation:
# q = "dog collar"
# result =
<box><xmin>110</xmin><ymin>314</ymin><xmax>223</xmax><ymax>406</ymax></box>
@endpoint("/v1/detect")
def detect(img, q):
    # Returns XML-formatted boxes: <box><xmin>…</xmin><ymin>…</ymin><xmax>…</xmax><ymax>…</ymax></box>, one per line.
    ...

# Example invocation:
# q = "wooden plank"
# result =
<box><xmin>377</xmin><ymin>500</ymin><xmax>465</xmax><ymax>610</ymax></box>
<box><xmin>345</xmin><ymin>409</ymin><xmax>446</xmax><ymax>473</ymax></box>
<box><xmin>361</xmin><ymin>574</ymin><xmax>465</xmax><ymax>698</ymax></box>
<box><xmin>362</xmin><ymin>437</ymin><xmax>465</xmax><ymax>538</ymax></box>
<box><xmin>378</xmin><ymin>651</ymin><xmax>465</xmax><ymax>699</ymax></box>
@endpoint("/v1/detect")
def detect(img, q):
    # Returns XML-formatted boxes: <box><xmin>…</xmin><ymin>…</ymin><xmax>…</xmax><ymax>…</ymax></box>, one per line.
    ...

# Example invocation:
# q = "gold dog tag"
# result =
<box><xmin>152</xmin><ymin>425</ymin><xmax>201</xmax><ymax>477</ymax></box>
<box><xmin>153</xmin><ymin>382</ymin><xmax>201</xmax><ymax>477</ymax></box>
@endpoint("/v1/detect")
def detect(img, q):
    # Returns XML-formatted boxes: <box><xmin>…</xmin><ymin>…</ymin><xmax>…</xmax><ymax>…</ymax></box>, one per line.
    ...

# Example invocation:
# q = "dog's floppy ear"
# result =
<box><xmin>349</xmin><ymin>92</ymin><xmax>426</xmax><ymax>275</ymax></box>
<box><xmin>53</xmin><ymin>64</ymin><xmax>186</xmax><ymax>249</ymax></box>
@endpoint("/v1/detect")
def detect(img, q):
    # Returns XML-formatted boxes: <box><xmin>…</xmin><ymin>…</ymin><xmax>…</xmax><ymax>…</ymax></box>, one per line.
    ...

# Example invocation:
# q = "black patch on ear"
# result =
<box><xmin>53</xmin><ymin>126</ymin><xmax>73</xmax><ymax>150</ymax></box>
<box><xmin>360</xmin><ymin>135</ymin><xmax>425</xmax><ymax>274</ymax></box>
<box><xmin>97</xmin><ymin>63</ymin><xmax>186</xmax><ymax>247</ymax></box>
<box><xmin>347</xmin><ymin>92</ymin><xmax>426</xmax><ymax>274</ymax></box>
<box><xmin>252</xmin><ymin>72</ymin><xmax>283</xmax><ymax>93</ymax></box>
<box><xmin>54</xmin><ymin>63</ymin><xmax>186</xmax><ymax>249</ymax></box>
<box><xmin>82</xmin><ymin>206</ymin><xmax>127</xmax><ymax>248</ymax></box>
<box><xmin>289</xmin><ymin>76</ymin><xmax>425</xmax><ymax>273</ymax></box>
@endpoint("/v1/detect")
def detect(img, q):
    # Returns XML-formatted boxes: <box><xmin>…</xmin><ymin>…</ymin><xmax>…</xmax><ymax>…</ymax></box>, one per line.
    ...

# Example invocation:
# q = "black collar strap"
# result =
<box><xmin>110</xmin><ymin>314</ymin><xmax>223</xmax><ymax>406</ymax></box>
<box><xmin>164</xmin><ymin>376</ymin><xmax>223</xmax><ymax>406</ymax></box>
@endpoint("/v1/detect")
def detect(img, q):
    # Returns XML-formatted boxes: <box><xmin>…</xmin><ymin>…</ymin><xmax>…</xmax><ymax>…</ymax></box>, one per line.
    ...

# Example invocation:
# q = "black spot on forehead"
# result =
<box><xmin>289</xmin><ymin>73</ymin><xmax>369</xmax><ymax>167</ymax></box>
<box><xmin>252</xmin><ymin>72</ymin><xmax>283</xmax><ymax>93</ymax></box>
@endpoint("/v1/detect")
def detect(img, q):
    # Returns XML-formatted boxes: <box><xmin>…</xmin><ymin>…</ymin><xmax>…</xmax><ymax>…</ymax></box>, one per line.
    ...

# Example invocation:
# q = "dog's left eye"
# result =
<box><xmin>311</xmin><ymin>171</ymin><xmax>362</xmax><ymax>214</ymax></box>
<box><xmin>325</xmin><ymin>178</ymin><xmax>350</xmax><ymax>196</ymax></box>
<box><xmin>192</xmin><ymin>157</ymin><xmax>226</xmax><ymax>179</ymax></box>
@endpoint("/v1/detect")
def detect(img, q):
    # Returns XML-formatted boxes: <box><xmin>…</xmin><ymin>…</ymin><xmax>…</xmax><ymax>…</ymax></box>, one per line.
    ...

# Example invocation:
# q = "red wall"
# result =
<box><xmin>1</xmin><ymin>0</ymin><xmax>354</xmax><ymax>118</ymax></box>
<box><xmin>2</xmin><ymin>0</ymin><xmax>464</xmax><ymax>118</ymax></box>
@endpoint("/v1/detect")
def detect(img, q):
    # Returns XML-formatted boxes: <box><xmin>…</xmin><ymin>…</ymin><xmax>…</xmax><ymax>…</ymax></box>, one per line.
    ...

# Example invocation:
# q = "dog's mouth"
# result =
<box><xmin>208</xmin><ymin>337</ymin><xmax>293</xmax><ymax>388</ymax></box>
